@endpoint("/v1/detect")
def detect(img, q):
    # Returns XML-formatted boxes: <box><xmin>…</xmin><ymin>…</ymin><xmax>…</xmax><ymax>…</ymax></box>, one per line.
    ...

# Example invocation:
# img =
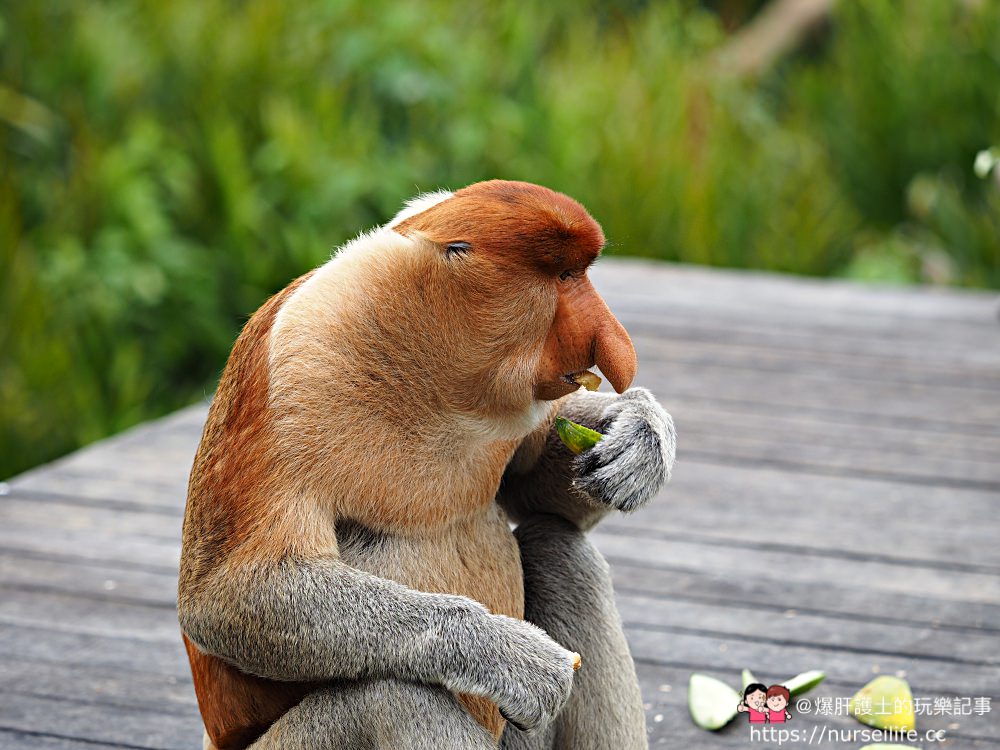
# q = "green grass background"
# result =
<box><xmin>2</xmin><ymin>0</ymin><xmax>999</xmax><ymax>478</ymax></box>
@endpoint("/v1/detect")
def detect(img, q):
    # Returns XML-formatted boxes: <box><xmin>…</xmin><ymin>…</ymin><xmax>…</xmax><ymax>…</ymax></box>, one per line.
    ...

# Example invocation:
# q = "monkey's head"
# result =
<box><xmin>386</xmin><ymin>180</ymin><xmax>636</xmax><ymax>424</ymax></box>
<box><xmin>271</xmin><ymin>180</ymin><xmax>636</xmax><ymax>448</ymax></box>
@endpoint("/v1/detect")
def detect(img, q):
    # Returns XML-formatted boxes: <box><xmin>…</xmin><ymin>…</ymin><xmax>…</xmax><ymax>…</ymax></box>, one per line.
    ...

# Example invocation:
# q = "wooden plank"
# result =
<box><xmin>0</xmin><ymin>658</ymin><xmax>196</xmax><ymax>715</ymax></box>
<box><xmin>637</xmin><ymin>359</ymin><xmax>1000</xmax><ymax>430</ymax></box>
<box><xmin>603</xmin><ymin>462</ymin><xmax>1000</xmax><ymax>567</ymax></box>
<box><xmin>6</xmin><ymin>549</ymin><xmax>994</xmax><ymax>679</ymax></box>
<box><xmin>0</xmin><ymin>692</ymin><xmax>193</xmax><ymax>750</ymax></box>
<box><xmin>0</xmin><ymin>542</ymin><xmax>176</xmax><ymax>578</ymax></box>
<box><xmin>590</xmin><ymin>530</ymin><xmax>1000</xmax><ymax>604</ymax></box>
<box><xmin>629</xmin><ymin>324</ymin><xmax>1000</xmax><ymax>392</ymax></box>
<box><xmin>614</xmin><ymin>591</ymin><xmax>999</xmax><ymax>668</ymax></box>
<box><xmin>6</xmin><ymin>475</ymin><xmax>998</xmax><ymax>595</ymax></box>
<box><xmin>676</xmin><ymin>423</ymin><xmax>1000</xmax><ymax>489</ymax></box>
<box><xmin>0</xmin><ymin>730</ymin><xmax>163</xmax><ymax>750</ymax></box>
<box><xmin>8</xmin><ymin>406</ymin><xmax>204</xmax><ymax>506</ymax></box>
<box><xmin>3</xmin><ymin>559</ymin><xmax>997</xmax><ymax>699</ymax></box>
<box><xmin>0</xmin><ymin>622</ymin><xmax>189</xmax><ymax>679</ymax></box>
<box><xmin>674</xmin><ymin>400</ymin><xmax>1000</xmax><ymax>464</ymax></box>
<box><xmin>616</xmin><ymin>308</ymin><xmax>1000</xmax><ymax>370</ymax></box>
<box><xmin>17</xmin><ymin>392</ymin><xmax>1000</xmax><ymax>511</ymax></box>
<box><xmin>1</xmin><ymin>497</ymin><xmax>182</xmax><ymax>540</ymax></box>
<box><xmin>608</xmin><ymin>560</ymin><xmax>1000</xmax><ymax>636</ymax></box>
<box><xmin>7</xmin><ymin>398</ymin><xmax>1000</xmax><ymax>569</ymax></box>
<box><xmin>0</xmin><ymin>550</ymin><xmax>176</xmax><ymax>606</ymax></box>
<box><xmin>0</xmin><ymin>588</ymin><xmax>180</xmax><ymax>643</ymax></box>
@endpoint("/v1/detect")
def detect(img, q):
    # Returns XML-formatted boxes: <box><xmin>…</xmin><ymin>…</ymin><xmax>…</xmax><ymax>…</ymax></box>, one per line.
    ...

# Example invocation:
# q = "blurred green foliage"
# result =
<box><xmin>2</xmin><ymin>0</ymin><xmax>999</xmax><ymax>478</ymax></box>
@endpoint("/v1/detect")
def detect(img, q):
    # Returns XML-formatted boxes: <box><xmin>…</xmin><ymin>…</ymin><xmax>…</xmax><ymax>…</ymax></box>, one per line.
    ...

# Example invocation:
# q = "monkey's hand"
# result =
<box><xmin>572</xmin><ymin>387</ymin><xmax>675</xmax><ymax>514</ymax></box>
<box><xmin>499</xmin><ymin>387</ymin><xmax>674</xmax><ymax>530</ymax></box>
<box><xmin>441</xmin><ymin>611</ymin><xmax>577</xmax><ymax>732</ymax></box>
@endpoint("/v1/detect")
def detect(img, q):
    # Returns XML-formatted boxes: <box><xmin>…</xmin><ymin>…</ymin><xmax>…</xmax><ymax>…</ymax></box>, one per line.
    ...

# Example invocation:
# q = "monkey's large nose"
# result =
<box><xmin>534</xmin><ymin>277</ymin><xmax>638</xmax><ymax>401</ymax></box>
<box><xmin>593</xmin><ymin>307</ymin><xmax>637</xmax><ymax>393</ymax></box>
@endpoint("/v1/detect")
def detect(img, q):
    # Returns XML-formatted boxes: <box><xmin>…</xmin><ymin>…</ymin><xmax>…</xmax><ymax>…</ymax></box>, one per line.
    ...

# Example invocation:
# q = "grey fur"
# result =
<box><xmin>243</xmin><ymin>514</ymin><xmax>653</xmax><ymax>750</ymax></box>
<box><xmin>186</xmin><ymin>387</ymin><xmax>674</xmax><ymax>748</ymax></box>
<box><xmin>500</xmin><ymin>515</ymin><xmax>648</xmax><ymax>750</ymax></box>
<box><xmin>180</xmin><ymin>560</ymin><xmax>576</xmax><ymax>732</ymax></box>
<box><xmin>251</xmin><ymin>680</ymin><xmax>496</xmax><ymax>749</ymax></box>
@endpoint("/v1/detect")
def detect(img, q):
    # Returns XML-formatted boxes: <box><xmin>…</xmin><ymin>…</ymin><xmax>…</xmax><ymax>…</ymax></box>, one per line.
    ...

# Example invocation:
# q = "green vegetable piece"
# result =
<box><xmin>554</xmin><ymin>416</ymin><xmax>604</xmax><ymax>455</ymax></box>
<box><xmin>850</xmin><ymin>676</ymin><xmax>916</xmax><ymax>732</ymax></box>
<box><xmin>688</xmin><ymin>673</ymin><xmax>740</xmax><ymax>730</ymax></box>
<box><xmin>783</xmin><ymin>669</ymin><xmax>826</xmax><ymax>696</ymax></box>
<box><xmin>741</xmin><ymin>668</ymin><xmax>757</xmax><ymax>690</ymax></box>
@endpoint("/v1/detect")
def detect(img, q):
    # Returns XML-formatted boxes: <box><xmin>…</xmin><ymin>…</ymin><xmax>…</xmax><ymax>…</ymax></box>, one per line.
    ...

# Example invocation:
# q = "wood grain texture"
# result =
<box><xmin>3</xmin><ymin>259</ymin><xmax>998</xmax><ymax>749</ymax></box>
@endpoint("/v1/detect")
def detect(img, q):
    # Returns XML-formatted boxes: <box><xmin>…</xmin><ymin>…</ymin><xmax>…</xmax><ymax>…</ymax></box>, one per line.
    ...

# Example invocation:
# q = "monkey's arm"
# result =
<box><xmin>498</xmin><ymin>387</ymin><xmax>675</xmax><ymax>531</ymax></box>
<box><xmin>178</xmin><ymin>552</ymin><xmax>575</xmax><ymax>731</ymax></box>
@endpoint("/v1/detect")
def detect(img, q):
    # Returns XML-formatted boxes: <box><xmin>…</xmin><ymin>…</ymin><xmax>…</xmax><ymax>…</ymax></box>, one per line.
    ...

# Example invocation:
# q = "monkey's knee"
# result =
<box><xmin>251</xmin><ymin>680</ymin><xmax>495</xmax><ymax>750</ymax></box>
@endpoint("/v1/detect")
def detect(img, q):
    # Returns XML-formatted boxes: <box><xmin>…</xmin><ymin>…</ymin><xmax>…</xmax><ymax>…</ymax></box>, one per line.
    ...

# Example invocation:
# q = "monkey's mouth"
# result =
<box><xmin>563</xmin><ymin>370</ymin><xmax>602</xmax><ymax>392</ymax></box>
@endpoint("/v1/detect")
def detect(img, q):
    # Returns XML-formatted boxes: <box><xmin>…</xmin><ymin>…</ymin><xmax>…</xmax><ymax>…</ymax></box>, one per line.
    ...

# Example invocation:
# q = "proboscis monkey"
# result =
<box><xmin>178</xmin><ymin>180</ymin><xmax>676</xmax><ymax>750</ymax></box>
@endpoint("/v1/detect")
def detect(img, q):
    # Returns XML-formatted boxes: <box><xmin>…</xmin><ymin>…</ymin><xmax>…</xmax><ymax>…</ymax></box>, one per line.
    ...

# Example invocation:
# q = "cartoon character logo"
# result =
<box><xmin>765</xmin><ymin>685</ymin><xmax>792</xmax><ymax>723</ymax></box>
<box><xmin>737</xmin><ymin>683</ymin><xmax>793</xmax><ymax>724</ymax></box>
<box><xmin>737</xmin><ymin>683</ymin><xmax>769</xmax><ymax>724</ymax></box>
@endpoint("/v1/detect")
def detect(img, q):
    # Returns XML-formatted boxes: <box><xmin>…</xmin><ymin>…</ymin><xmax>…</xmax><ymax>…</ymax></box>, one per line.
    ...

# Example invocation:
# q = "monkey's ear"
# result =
<box><xmin>445</xmin><ymin>241</ymin><xmax>471</xmax><ymax>258</ymax></box>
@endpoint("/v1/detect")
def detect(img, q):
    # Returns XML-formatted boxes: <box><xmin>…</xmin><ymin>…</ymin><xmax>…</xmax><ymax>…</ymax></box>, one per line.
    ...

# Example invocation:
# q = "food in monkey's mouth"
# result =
<box><xmin>571</xmin><ymin>653</ymin><xmax>582</xmax><ymax>671</ymax></box>
<box><xmin>554</xmin><ymin>416</ymin><xmax>604</xmax><ymax>455</ymax></box>
<box><xmin>568</xmin><ymin>370</ymin><xmax>602</xmax><ymax>391</ymax></box>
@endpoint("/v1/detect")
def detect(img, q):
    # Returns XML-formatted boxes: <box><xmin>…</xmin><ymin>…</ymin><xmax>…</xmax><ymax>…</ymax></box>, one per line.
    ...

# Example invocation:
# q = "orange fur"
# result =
<box><xmin>394</xmin><ymin>180</ymin><xmax>605</xmax><ymax>275</ymax></box>
<box><xmin>180</xmin><ymin>272</ymin><xmax>335</xmax><ymax>750</ymax></box>
<box><xmin>183</xmin><ymin>635</ymin><xmax>314</xmax><ymax>750</ymax></box>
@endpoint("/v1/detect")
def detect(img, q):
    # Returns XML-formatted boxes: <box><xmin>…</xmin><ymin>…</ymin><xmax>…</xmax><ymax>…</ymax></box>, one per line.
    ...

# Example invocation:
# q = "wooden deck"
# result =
<box><xmin>3</xmin><ymin>259</ymin><xmax>999</xmax><ymax>749</ymax></box>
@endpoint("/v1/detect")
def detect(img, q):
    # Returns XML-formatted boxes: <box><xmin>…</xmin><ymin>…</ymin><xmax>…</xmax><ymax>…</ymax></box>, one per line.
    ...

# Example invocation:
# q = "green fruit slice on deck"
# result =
<box><xmin>784</xmin><ymin>669</ymin><xmax>825</xmax><ymax>696</ymax></box>
<box><xmin>688</xmin><ymin>673</ymin><xmax>740</xmax><ymax>730</ymax></box>
<box><xmin>554</xmin><ymin>416</ymin><xmax>603</xmax><ymax>455</ymax></box>
<box><xmin>850</xmin><ymin>676</ymin><xmax>916</xmax><ymax>732</ymax></box>
<box><xmin>741</xmin><ymin>668</ymin><xmax>757</xmax><ymax>690</ymax></box>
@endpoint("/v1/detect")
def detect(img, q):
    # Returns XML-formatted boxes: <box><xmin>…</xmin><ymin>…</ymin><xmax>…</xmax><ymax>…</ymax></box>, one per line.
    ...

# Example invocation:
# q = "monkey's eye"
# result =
<box><xmin>446</xmin><ymin>241</ymin><xmax>471</xmax><ymax>258</ymax></box>
<box><xmin>559</xmin><ymin>269</ymin><xmax>574</xmax><ymax>282</ymax></box>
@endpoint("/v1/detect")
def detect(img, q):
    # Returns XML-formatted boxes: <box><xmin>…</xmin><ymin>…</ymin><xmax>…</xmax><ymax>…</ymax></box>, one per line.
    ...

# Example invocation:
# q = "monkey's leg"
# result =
<box><xmin>250</xmin><ymin>678</ymin><xmax>496</xmax><ymax>750</ymax></box>
<box><xmin>502</xmin><ymin>514</ymin><xmax>648</xmax><ymax>750</ymax></box>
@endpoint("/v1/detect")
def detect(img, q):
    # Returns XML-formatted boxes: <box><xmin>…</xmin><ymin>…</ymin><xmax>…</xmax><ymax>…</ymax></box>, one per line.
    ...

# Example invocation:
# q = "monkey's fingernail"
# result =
<box><xmin>571</xmin><ymin>371</ymin><xmax>602</xmax><ymax>392</ymax></box>
<box><xmin>571</xmin><ymin>652</ymin><xmax>582</xmax><ymax>671</ymax></box>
